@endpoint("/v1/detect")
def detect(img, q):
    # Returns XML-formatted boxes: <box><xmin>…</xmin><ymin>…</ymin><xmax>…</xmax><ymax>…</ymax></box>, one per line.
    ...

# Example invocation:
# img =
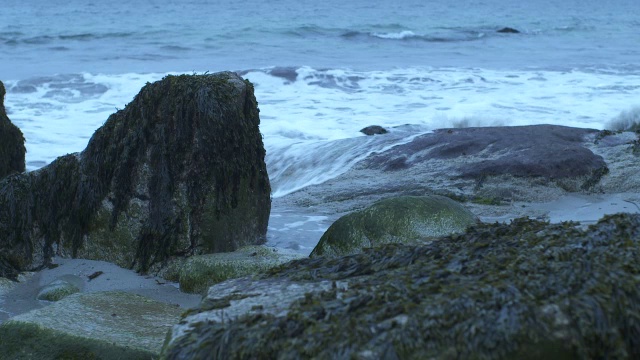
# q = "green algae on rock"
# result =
<box><xmin>0</xmin><ymin>291</ymin><xmax>183</xmax><ymax>359</ymax></box>
<box><xmin>161</xmin><ymin>213</ymin><xmax>640</xmax><ymax>360</ymax></box>
<box><xmin>0</xmin><ymin>72</ymin><xmax>271</xmax><ymax>279</ymax></box>
<box><xmin>0</xmin><ymin>80</ymin><xmax>26</xmax><ymax>179</ymax></box>
<box><xmin>36</xmin><ymin>278</ymin><xmax>81</xmax><ymax>302</ymax></box>
<box><xmin>310</xmin><ymin>195</ymin><xmax>478</xmax><ymax>258</ymax></box>
<box><xmin>174</xmin><ymin>246</ymin><xmax>304</xmax><ymax>294</ymax></box>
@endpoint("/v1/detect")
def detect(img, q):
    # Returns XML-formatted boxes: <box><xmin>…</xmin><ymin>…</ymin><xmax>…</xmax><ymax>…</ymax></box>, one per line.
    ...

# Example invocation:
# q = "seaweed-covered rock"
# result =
<box><xmin>0</xmin><ymin>80</ymin><xmax>26</xmax><ymax>178</ymax></box>
<box><xmin>310</xmin><ymin>195</ymin><xmax>478</xmax><ymax>258</ymax></box>
<box><xmin>0</xmin><ymin>291</ymin><xmax>183</xmax><ymax>359</ymax></box>
<box><xmin>0</xmin><ymin>72</ymin><xmax>271</xmax><ymax>279</ymax></box>
<box><xmin>36</xmin><ymin>278</ymin><xmax>81</xmax><ymax>302</ymax></box>
<box><xmin>162</xmin><ymin>213</ymin><xmax>640</xmax><ymax>359</ymax></box>
<box><xmin>165</xmin><ymin>245</ymin><xmax>304</xmax><ymax>294</ymax></box>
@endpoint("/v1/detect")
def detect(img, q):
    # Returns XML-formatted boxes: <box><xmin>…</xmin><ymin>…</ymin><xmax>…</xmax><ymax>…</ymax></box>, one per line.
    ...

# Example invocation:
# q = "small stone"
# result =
<box><xmin>360</xmin><ymin>125</ymin><xmax>388</xmax><ymax>136</ymax></box>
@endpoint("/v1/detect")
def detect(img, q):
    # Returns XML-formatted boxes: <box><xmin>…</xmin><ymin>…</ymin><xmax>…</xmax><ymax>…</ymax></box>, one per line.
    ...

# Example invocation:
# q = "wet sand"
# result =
<box><xmin>0</xmin><ymin>257</ymin><xmax>202</xmax><ymax>325</ymax></box>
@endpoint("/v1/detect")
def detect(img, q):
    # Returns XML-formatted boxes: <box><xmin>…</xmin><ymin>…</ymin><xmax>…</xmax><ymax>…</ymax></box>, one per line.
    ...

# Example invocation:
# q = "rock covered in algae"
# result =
<box><xmin>36</xmin><ymin>278</ymin><xmax>81</xmax><ymax>302</ymax></box>
<box><xmin>164</xmin><ymin>245</ymin><xmax>304</xmax><ymax>294</ymax></box>
<box><xmin>0</xmin><ymin>291</ymin><xmax>183</xmax><ymax>359</ymax></box>
<box><xmin>0</xmin><ymin>72</ymin><xmax>271</xmax><ymax>279</ymax></box>
<box><xmin>161</xmin><ymin>213</ymin><xmax>640</xmax><ymax>359</ymax></box>
<box><xmin>0</xmin><ymin>80</ymin><xmax>26</xmax><ymax>179</ymax></box>
<box><xmin>310</xmin><ymin>195</ymin><xmax>478</xmax><ymax>258</ymax></box>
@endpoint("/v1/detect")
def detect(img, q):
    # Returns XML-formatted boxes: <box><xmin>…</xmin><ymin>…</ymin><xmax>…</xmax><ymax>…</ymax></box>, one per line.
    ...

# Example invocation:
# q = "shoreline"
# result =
<box><xmin>3</xmin><ymin>190</ymin><xmax>639</xmax><ymax>326</ymax></box>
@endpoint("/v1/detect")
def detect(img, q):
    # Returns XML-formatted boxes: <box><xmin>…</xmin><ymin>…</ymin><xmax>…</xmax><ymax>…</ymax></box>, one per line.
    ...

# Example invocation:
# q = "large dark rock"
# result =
<box><xmin>0</xmin><ymin>72</ymin><xmax>271</xmax><ymax>280</ymax></box>
<box><xmin>277</xmin><ymin>125</ymin><xmax>615</xmax><ymax>216</ymax></box>
<box><xmin>162</xmin><ymin>213</ymin><xmax>640</xmax><ymax>359</ymax></box>
<box><xmin>371</xmin><ymin>125</ymin><xmax>606</xmax><ymax>181</ymax></box>
<box><xmin>0</xmin><ymin>80</ymin><xmax>26</xmax><ymax>178</ymax></box>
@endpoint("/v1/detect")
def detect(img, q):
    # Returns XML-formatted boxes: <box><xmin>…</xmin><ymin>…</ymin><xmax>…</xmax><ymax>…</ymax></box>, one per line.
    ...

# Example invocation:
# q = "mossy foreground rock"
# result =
<box><xmin>36</xmin><ymin>278</ymin><xmax>81</xmax><ymax>301</ymax></box>
<box><xmin>162</xmin><ymin>213</ymin><xmax>640</xmax><ymax>359</ymax></box>
<box><xmin>171</xmin><ymin>245</ymin><xmax>304</xmax><ymax>294</ymax></box>
<box><xmin>310</xmin><ymin>195</ymin><xmax>478</xmax><ymax>258</ymax></box>
<box><xmin>0</xmin><ymin>291</ymin><xmax>183</xmax><ymax>359</ymax></box>
<box><xmin>0</xmin><ymin>72</ymin><xmax>271</xmax><ymax>279</ymax></box>
<box><xmin>0</xmin><ymin>80</ymin><xmax>26</xmax><ymax>178</ymax></box>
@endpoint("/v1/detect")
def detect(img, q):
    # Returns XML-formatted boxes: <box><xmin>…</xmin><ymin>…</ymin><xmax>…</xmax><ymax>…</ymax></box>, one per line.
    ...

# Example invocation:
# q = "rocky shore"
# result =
<box><xmin>1</xmin><ymin>73</ymin><xmax>640</xmax><ymax>359</ymax></box>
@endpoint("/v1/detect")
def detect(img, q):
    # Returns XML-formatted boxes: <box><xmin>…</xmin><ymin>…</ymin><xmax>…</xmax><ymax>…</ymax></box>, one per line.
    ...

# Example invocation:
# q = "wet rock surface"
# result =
<box><xmin>276</xmin><ymin>125</ymin><xmax>638</xmax><ymax>219</ymax></box>
<box><xmin>0</xmin><ymin>72</ymin><xmax>271</xmax><ymax>279</ymax></box>
<box><xmin>162</xmin><ymin>213</ymin><xmax>640</xmax><ymax>359</ymax></box>
<box><xmin>0</xmin><ymin>80</ymin><xmax>26</xmax><ymax>179</ymax></box>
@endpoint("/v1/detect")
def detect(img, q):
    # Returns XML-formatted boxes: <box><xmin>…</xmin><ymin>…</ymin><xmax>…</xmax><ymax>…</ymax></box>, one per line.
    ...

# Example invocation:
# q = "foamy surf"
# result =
<box><xmin>3</xmin><ymin>66</ymin><xmax>640</xmax><ymax>193</ymax></box>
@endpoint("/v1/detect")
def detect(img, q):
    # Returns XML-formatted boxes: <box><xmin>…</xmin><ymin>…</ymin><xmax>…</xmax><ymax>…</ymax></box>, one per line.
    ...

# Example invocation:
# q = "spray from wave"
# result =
<box><xmin>606</xmin><ymin>106</ymin><xmax>640</xmax><ymax>132</ymax></box>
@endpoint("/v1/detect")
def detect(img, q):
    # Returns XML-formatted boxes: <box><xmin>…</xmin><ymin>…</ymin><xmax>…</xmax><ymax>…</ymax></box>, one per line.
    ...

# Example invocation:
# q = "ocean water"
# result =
<box><xmin>1</xmin><ymin>0</ymin><xmax>640</xmax><ymax>197</ymax></box>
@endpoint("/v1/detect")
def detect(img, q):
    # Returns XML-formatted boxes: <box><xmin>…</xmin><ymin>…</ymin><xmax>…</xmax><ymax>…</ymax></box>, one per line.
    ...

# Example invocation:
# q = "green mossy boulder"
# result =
<box><xmin>310</xmin><ymin>195</ymin><xmax>478</xmax><ymax>258</ymax></box>
<box><xmin>0</xmin><ymin>291</ymin><xmax>183</xmax><ymax>359</ymax></box>
<box><xmin>36</xmin><ymin>279</ymin><xmax>81</xmax><ymax>302</ymax></box>
<box><xmin>0</xmin><ymin>80</ymin><xmax>26</xmax><ymax>179</ymax></box>
<box><xmin>0</xmin><ymin>72</ymin><xmax>271</xmax><ymax>279</ymax></box>
<box><xmin>161</xmin><ymin>213</ymin><xmax>640</xmax><ymax>359</ymax></box>
<box><xmin>173</xmin><ymin>246</ymin><xmax>304</xmax><ymax>294</ymax></box>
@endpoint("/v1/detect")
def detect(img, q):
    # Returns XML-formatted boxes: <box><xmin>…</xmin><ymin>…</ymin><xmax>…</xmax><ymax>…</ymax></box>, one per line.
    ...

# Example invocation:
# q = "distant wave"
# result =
<box><xmin>159</xmin><ymin>45</ymin><xmax>191</xmax><ymax>52</ymax></box>
<box><xmin>3</xmin><ymin>32</ymin><xmax>135</xmax><ymax>45</ymax></box>
<box><xmin>341</xmin><ymin>29</ymin><xmax>486</xmax><ymax>43</ymax></box>
<box><xmin>372</xmin><ymin>30</ymin><xmax>420</xmax><ymax>40</ymax></box>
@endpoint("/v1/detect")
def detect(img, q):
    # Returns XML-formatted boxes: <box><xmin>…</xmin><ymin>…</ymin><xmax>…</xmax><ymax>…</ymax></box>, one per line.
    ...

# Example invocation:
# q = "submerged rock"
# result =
<box><xmin>0</xmin><ymin>72</ymin><xmax>271</xmax><ymax>279</ymax></box>
<box><xmin>162</xmin><ymin>213</ymin><xmax>640</xmax><ymax>359</ymax></box>
<box><xmin>497</xmin><ymin>27</ymin><xmax>520</xmax><ymax>33</ymax></box>
<box><xmin>0</xmin><ymin>80</ymin><xmax>26</xmax><ymax>179</ymax></box>
<box><xmin>310</xmin><ymin>195</ymin><xmax>478</xmax><ymax>258</ymax></box>
<box><xmin>0</xmin><ymin>291</ymin><xmax>183</xmax><ymax>359</ymax></box>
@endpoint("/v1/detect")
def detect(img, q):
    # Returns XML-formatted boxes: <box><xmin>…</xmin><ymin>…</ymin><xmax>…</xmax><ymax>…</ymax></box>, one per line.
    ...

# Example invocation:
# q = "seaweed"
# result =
<box><xmin>164</xmin><ymin>214</ymin><xmax>640</xmax><ymax>359</ymax></box>
<box><xmin>0</xmin><ymin>80</ymin><xmax>26</xmax><ymax>179</ymax></box>
<box><xmin>0</xmin><ymin>73</ymin><xmax>271</xmax><ymax>277</ymax></box>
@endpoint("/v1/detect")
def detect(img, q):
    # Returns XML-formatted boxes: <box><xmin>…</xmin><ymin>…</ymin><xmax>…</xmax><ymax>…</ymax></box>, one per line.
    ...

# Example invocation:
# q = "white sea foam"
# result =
<box><xmin>4</xmin><ymin>66</ymin><xmax>640</xmax><ymax>194</ymax></box>
<box><xmin>372</xmin><ymin>30</ymin><xmax>418</xmax><ymax>40</ymax></box>
<box><xmin>606</xmin><ymin>106</ymin><xmax>640</xmax><ymax>131</ymax></box>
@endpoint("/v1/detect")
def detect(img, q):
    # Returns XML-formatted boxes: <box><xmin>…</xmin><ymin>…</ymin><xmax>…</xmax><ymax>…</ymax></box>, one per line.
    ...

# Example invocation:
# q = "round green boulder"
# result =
<box><xmin>310</xmin><ymin>195</ymin><xmax>478</xmax><ymax>258</ymax></box>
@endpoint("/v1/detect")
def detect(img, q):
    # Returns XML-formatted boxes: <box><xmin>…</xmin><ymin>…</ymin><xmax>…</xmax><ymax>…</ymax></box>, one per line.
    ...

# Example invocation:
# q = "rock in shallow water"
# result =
<box><xmin>360</xmin><ymin>125</ymin><xmax>388</xmax><ymax>136</ymax></box>
<box><xmin>0</xmin><ymin>72</ymin><xmax>271</xmax><ymax>279</ymax></box>
<box><xmin>310</xmin><ymin>195</ymin><xmax>478</xmax><ymax>258</ymax></box>
<box><xmin>161</xmin><ymin>213</ymin><xmax>640</xmax><ymax>359</ymax></box>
